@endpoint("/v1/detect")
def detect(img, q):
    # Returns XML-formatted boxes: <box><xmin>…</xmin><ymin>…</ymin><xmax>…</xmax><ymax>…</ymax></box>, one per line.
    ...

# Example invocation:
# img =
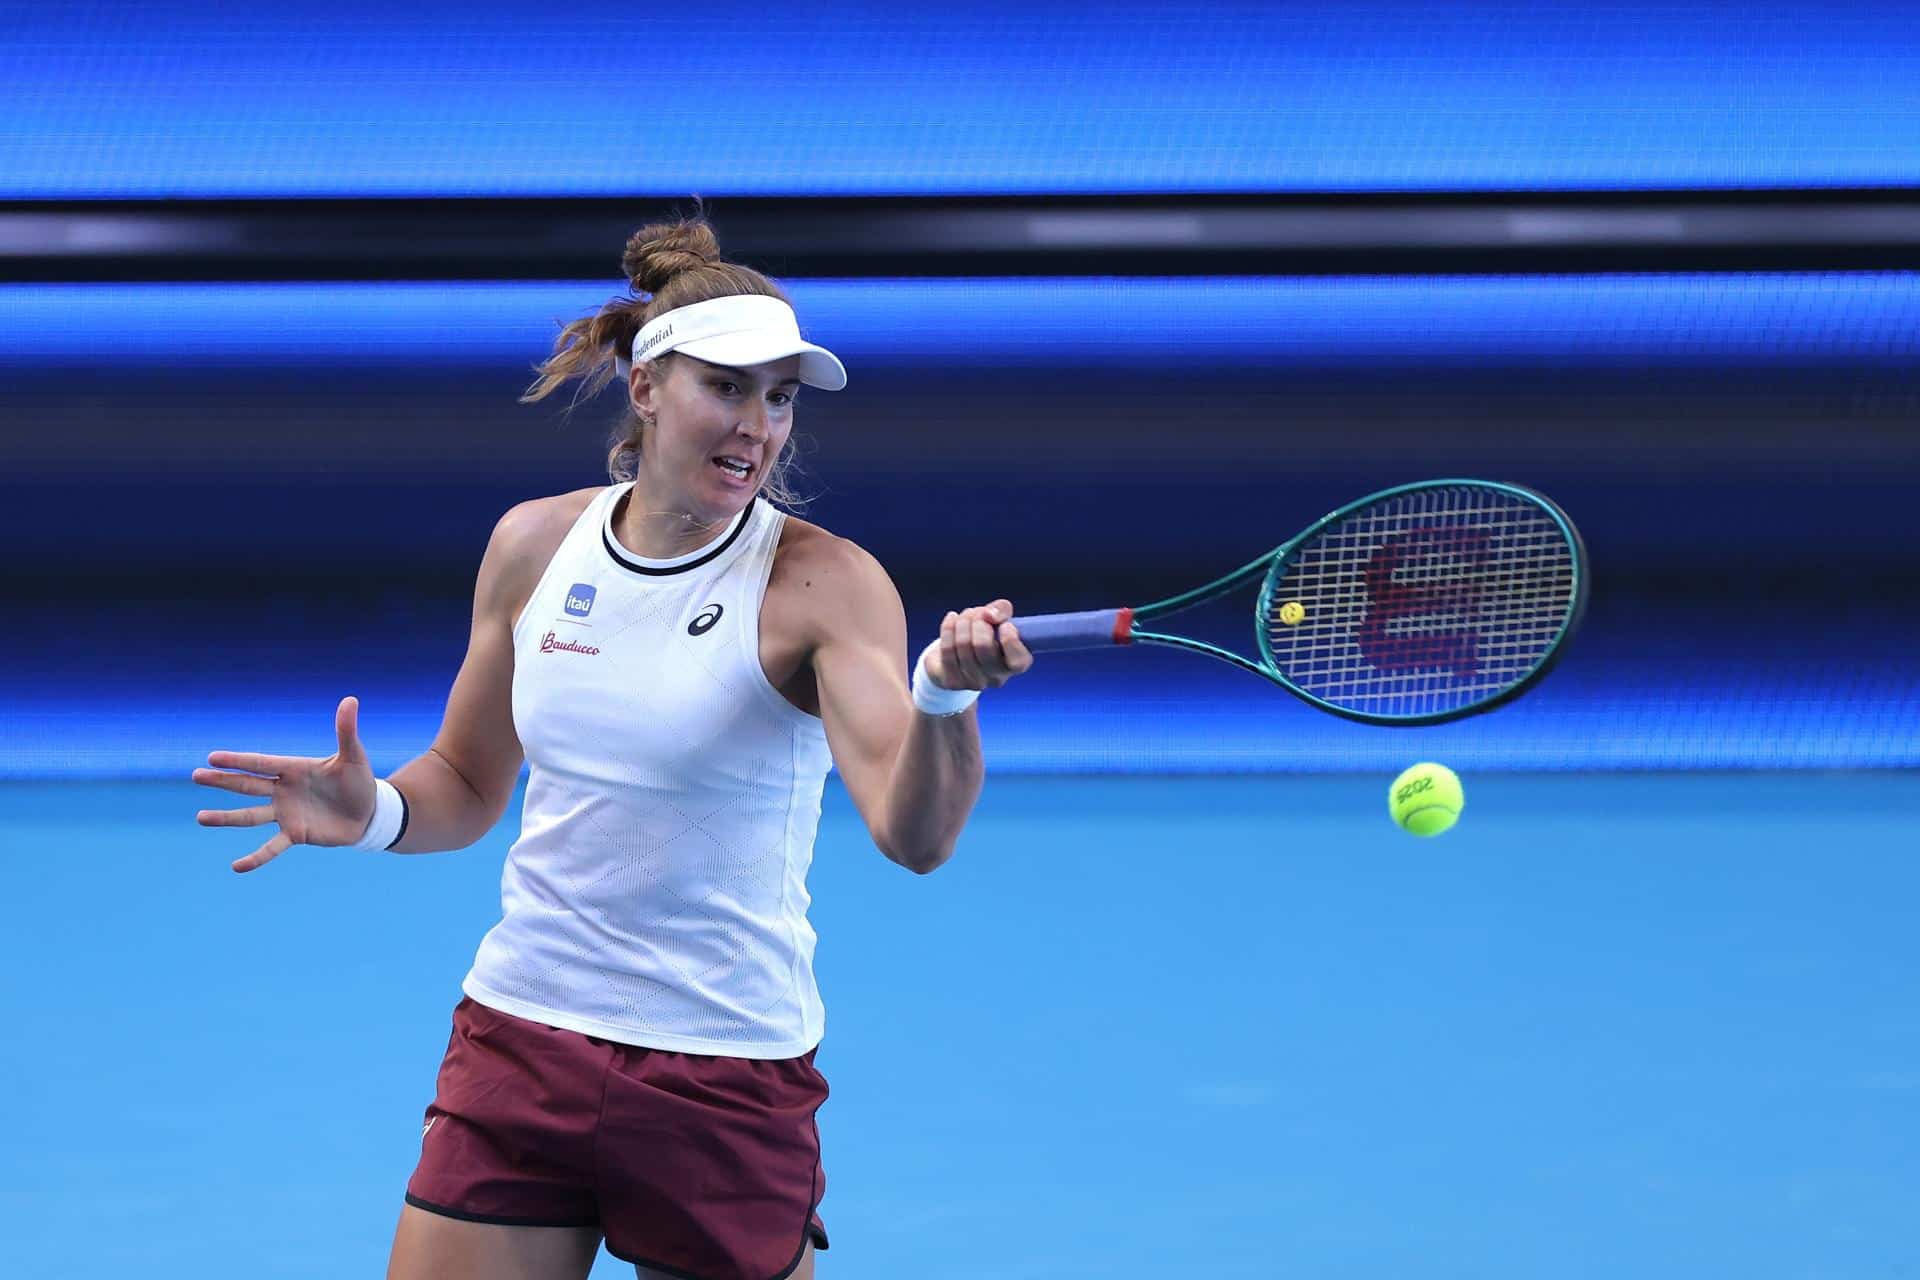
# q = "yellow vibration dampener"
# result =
<box><xmin>1277</xmin><ymin>601</ymin><xmax>1306</xmax><ymax>626</ymax></box>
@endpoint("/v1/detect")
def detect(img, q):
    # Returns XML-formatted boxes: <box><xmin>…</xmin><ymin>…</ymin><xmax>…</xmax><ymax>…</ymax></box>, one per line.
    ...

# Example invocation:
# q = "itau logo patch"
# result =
<box><xmin>564</xmin><ymin>583</ymin><xmax>597</xmax><ymax>618</ymax></box>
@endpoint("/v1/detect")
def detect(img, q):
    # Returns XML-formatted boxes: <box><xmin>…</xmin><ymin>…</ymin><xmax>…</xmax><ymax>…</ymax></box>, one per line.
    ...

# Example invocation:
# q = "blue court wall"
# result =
<box><xmin>5</xmin><ymin>1</ymin><xmax>1920</xmax><ymax>196</ymax></box>
<box><xmin>4</xmin><ymin>271</ymin><xmax>1917</xmax><ymax>584</ymax></box>
<box><xmin>8</xmin><ymin>274</ymin><xmax>1920</xmax><ymax>369</ymax></box>
<box><xmin>4</xmin><ymin>272</ymin><xmax>1916</xmax><ymax>776</ymax></box>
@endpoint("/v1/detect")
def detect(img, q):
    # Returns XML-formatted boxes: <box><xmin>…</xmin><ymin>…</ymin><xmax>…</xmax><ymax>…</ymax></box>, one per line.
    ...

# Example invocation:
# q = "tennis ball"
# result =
<box><xmin>1388</xmin><ymin>763</ymin><xmax>1464</xmax><ymax>836</ymax></box>
<box><xmin>1277</xmin><ymin>600</ymin><xmax>1306</xmax><ymax>626</ymax></box>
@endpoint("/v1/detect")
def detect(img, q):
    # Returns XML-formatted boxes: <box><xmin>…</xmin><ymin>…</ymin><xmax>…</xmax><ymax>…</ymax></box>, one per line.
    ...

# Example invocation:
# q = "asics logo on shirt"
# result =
<box><xmin>689</xmin><ymin>604</ymin><xmax>724</xmax><ymax>636</ymax></box>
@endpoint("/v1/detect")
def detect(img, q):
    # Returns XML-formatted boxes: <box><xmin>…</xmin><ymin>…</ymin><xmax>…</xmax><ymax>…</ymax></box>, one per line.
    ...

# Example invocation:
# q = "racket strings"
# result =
<box><xmin>1262</xmin><ymin>485</ymin><xmax>1578</xmax><ymax>718</ymax></box>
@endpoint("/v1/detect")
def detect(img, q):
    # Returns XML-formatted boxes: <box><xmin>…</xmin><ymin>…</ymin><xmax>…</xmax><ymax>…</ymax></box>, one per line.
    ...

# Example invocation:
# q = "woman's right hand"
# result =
<box><xmin>192</xmin><ymin>696</ymin><xmax>377</xmax><ymax>874</ymax></box>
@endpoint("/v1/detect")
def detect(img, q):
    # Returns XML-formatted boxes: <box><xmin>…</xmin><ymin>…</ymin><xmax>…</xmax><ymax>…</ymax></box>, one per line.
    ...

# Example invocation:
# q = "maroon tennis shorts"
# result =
<box><xmin>405</xmin><ymin>996</ymin><xmax>829</xmax><ymax>1280</ymax></box>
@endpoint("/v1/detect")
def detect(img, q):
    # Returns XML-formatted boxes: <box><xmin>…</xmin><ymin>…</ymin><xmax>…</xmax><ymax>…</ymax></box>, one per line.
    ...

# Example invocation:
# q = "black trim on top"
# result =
<box><xmin>602</xmin><ymin>493</ymin><xmax>756</xmax><ymax>578</ymax></box>
<box><xmin>7</xmin><ymin>188</ymin><xmax>1920</xmax><ymax>281</ymax></box>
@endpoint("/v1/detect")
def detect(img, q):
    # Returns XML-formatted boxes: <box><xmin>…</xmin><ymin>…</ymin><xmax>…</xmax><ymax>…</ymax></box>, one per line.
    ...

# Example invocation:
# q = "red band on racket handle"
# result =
<box><xmin>1009</xmin><ymin>608</ymin><xmax>1134</xmax><ymax>652</ymax></box>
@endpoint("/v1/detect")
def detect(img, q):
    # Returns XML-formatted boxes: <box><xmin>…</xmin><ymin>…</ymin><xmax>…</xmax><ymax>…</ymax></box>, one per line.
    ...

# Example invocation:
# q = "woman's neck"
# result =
<box><xmin>612</xmin><ymin>481</ymin><xmax>738</xmax><ymax>561</ymax></box>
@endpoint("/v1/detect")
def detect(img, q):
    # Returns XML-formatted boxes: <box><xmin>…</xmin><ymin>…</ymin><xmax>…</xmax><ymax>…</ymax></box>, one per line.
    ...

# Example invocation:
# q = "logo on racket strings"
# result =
<box><xmin>1356</xmin><ymin>527</ymin><xmax>1488</xmax><ymax>678</ymax></box>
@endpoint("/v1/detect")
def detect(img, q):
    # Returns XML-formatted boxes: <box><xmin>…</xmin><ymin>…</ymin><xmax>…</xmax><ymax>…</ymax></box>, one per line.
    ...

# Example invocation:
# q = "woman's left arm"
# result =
<box><xmin>803</xmin><ymin>538</ymin><xmax>1031</xmax><ymax>874</ymax></box>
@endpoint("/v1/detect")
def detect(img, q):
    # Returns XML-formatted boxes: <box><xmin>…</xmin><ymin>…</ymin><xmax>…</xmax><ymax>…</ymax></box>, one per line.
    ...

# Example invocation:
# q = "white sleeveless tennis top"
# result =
<box><xmin>461</xmin><ymin>483</ymin><xmax>835</xmax><ymax>1059</ymax></box>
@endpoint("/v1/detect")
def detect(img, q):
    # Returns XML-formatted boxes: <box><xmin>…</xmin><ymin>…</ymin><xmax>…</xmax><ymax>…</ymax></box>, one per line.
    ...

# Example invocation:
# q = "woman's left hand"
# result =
<box><xmin>924</xmin><ymin>598</ymin><xmax>1034</xmax><ymax>691</ymax></box>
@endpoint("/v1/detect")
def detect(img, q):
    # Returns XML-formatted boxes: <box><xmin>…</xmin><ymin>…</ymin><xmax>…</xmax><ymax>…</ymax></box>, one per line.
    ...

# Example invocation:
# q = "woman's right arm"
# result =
<box><xmin>195</xmin><ymin>501</ymin><xmax>549</xmax><ymax>872</ymax></box>
<box><xmin>383</xmin><ymin>501</ymin><xmax>545</xmax><ymax>853</ymax></box>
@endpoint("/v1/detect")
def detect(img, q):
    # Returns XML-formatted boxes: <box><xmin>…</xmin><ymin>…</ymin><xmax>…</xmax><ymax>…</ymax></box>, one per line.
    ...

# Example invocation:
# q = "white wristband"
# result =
<box><xmin>912</xmin><ymin>645</ymin><xmax>980</xmax><ymax>717</ymax></box>
<box><xmin>352</xmin><ymin>778</ymin><xmax>410</xmax><ymax>852</ymax></box>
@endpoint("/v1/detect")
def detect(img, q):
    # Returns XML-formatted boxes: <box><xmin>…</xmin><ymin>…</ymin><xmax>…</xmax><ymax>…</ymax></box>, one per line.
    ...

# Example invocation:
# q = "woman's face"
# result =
<box><xmin>631</xmin><ymin>353</ymin><xmax>801</xmax><ymax>520</ymax></box>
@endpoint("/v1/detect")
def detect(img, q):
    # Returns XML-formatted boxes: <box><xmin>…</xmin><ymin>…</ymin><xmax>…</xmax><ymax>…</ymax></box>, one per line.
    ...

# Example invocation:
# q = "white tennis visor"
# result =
<box><xmin>616</xmin><ymin>294</ymin><xmax>847</xmax><ymax>391</ymax></box>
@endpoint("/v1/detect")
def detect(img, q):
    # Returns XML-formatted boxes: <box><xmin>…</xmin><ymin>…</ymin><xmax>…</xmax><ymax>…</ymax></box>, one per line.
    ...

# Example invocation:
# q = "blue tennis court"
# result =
<box><xmin>6</xmin><ymin>770</ymin><xmax>1915</xmax><ymax>1278</ymax></box>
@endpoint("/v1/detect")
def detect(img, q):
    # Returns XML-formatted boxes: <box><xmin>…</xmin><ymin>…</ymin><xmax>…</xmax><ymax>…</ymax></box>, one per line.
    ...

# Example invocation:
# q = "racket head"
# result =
<box><xmin>1255</xmin><ymin>479</ymin><xmax>1588</xmax><ymax>725</ymax></box>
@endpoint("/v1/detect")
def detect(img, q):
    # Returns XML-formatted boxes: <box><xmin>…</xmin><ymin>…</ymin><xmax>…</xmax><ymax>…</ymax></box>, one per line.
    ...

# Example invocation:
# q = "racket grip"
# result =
<box><xmin>1010</xmin><ymin>608</ymin><xmax>1134</xmax><ymax>652</ymax></box>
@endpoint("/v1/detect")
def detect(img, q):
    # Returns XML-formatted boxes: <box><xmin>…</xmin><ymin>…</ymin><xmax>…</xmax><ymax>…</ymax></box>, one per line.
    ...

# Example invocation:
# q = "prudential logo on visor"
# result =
<box><xmin>564</xmin><ymin>584</ymin><xmax>597</xmax><ymax>618</ymax></box>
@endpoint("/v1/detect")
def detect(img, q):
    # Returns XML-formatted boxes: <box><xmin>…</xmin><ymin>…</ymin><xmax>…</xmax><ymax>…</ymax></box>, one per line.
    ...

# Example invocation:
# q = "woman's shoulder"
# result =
<box><xmin>498</xmin><ymin>485</ymin><xmax>606</xmax><ymax>545</ymax></box>
<box><xmin>769</xmin><ymin>511</ymin><xmax>899</xmax><ymax>613</ymax></box>
<box><xmin>485</xmin><ymin>485</ymin><xmax>610</xmax><ymax>596</ymax></box>
<box><xmin>772</xmin><ymin>510</ymin><xmax>864</xmax><ymax>572</ymax></box>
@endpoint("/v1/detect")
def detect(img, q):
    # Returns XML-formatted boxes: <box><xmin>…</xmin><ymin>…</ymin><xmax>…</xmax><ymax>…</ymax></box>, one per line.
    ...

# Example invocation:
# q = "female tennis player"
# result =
<box><xmin>191</xmin><ymin>217</ymin><xmax>1031</xmax><ymax>1280</ymax></box>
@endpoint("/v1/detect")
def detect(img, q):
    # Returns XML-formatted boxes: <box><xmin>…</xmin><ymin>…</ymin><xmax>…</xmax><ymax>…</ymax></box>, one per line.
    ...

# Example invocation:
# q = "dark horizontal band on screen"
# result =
<box><xmin>11</xmin><ymin>189</ymin><xmax>1920</xmax><ymax>282</ymax></box>
<box><xmin>6</xmin><ymin>191</ymin><xmax>1920</xmax><ymax>283</ymax></box>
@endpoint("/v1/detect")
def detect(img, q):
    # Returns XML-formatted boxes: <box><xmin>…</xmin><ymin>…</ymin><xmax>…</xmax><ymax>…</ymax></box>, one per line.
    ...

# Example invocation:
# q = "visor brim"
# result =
<box><xmin>672</xmin><ymin>334</ymin><xmax>848</xmax><ymax>391</ymax></box>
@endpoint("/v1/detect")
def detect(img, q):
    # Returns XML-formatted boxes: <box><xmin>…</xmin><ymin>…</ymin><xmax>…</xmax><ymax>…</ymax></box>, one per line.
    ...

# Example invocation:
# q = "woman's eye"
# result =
<box><xmin>770</xmin><ymin>392</ymin><xmax>793</xmax><ymax>407</ymax></box>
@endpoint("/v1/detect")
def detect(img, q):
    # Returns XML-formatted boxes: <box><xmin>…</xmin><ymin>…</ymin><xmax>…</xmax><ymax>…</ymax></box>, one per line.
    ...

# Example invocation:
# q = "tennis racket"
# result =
<box><xmin>1011</xmin><ymin>479</ymin><xmax>1587</xmax><ymax>726</ymax></box>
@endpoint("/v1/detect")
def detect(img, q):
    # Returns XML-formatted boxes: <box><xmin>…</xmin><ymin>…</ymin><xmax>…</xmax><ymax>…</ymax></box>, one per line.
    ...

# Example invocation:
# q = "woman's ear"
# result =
<box><xmin>628</xmin><ymin>362</ymin><xmax>653</xmax><ymax>415</ymax></box>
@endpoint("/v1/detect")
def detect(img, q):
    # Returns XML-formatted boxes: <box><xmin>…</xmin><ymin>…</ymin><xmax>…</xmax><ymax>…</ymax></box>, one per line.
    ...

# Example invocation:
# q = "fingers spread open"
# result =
<box><xmin>335</xmin><ymin>696</ymin><xmax>366</xmax><ymax>764</ymax></box>
<box><xmin>232</xmin><ymin>832</ymin><xmax>293</xmax><ymax>874</ymax></box>
<box><xmin>198</xmin><ymin>803</ymin><xmax>276</xmax><ymax>829</ymax></box>
<box><xmin>205</xmin><ymin>751</ymin><xmax>287</xmax><ymax>777</ymax></box>
<box><xmin>192</xmin><ymin>768</ymin><xmax>273</xmax><ymax>798</ymax></box>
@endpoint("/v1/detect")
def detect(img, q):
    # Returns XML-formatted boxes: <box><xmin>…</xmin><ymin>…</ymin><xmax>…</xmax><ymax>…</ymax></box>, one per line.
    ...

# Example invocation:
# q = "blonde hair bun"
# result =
<box><xmin>623</xmin><ymin>219</ymin><xmax>724</xmax><ymax>296</ymax></box>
